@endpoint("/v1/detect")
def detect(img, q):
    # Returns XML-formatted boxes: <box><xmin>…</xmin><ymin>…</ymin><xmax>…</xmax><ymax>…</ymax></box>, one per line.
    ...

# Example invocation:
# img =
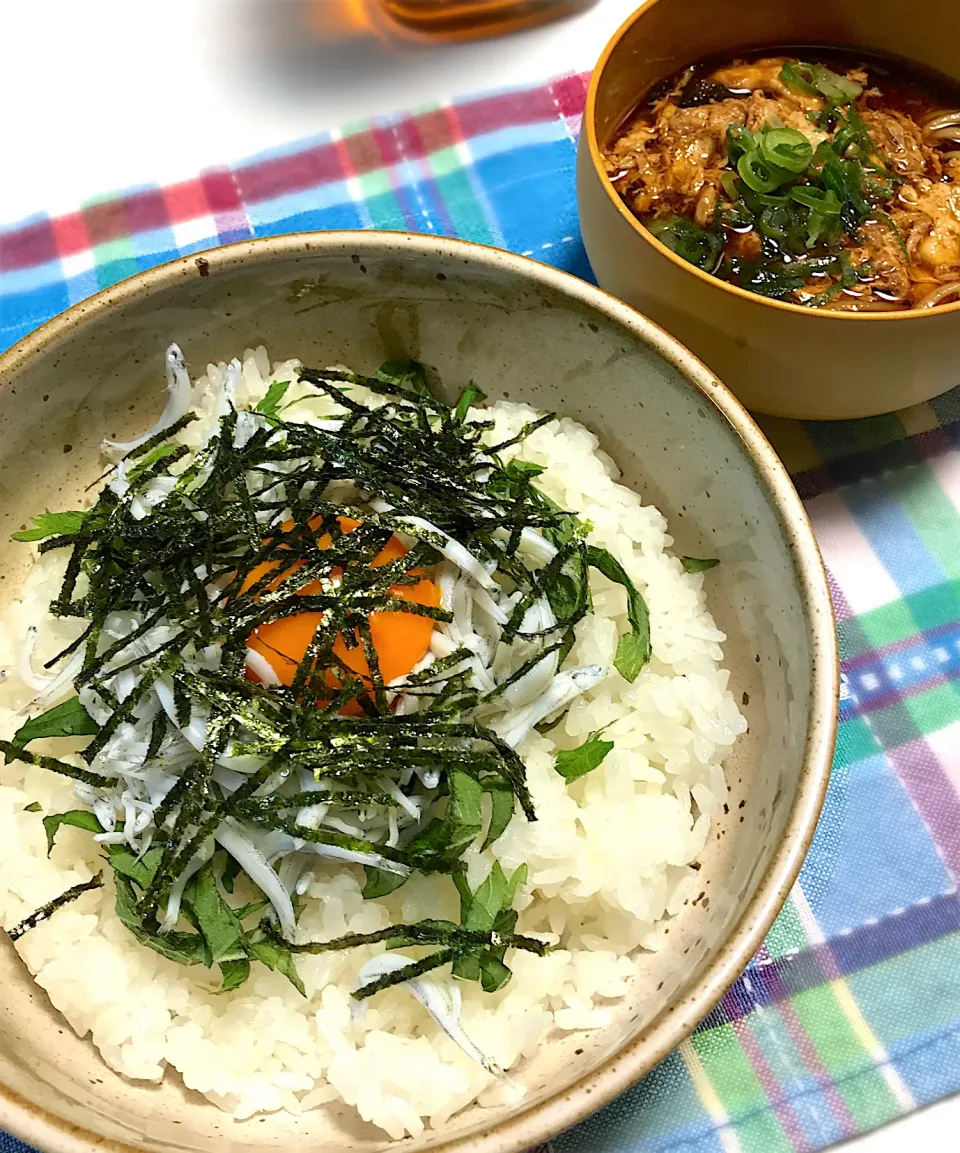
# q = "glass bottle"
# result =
<box><xmin>372</xmin><ymin>0</ymin><xmax>595</xmax><ymax>41</ymax></box>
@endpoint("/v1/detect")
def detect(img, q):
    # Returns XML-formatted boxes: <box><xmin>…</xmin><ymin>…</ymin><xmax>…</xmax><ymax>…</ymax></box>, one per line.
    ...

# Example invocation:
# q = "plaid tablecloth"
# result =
<box><xmin>3</xmin><ymin>71</ymin><xmax>960</xmax><ymax>1153</ymax></box>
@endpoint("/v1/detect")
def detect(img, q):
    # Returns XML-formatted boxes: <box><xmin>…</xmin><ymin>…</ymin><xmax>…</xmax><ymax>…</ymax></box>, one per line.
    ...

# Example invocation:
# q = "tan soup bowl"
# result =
<box><xmin>577</xmin><ymin>0</ymin><xmax>960</xmax><ymax>420</ymax></box>
<box><xmin>0</xmin><ymin>233</ymin><xmax>837</xmax><ymax>1153</ymax></box>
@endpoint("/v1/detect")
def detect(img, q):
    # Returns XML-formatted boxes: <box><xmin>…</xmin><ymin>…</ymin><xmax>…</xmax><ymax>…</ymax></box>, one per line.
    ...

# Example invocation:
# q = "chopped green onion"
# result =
<box><xmin>647</xmin><ymin>216</ymin><xmax>725</xmax><ymax>272</ymax></box>
<box><xmin>805</xmin><ymin>282</ymin><xmax>846</xmax><ymax>308</ymax></box>
<box><xmin>778</xmin><ymin>60</ymin><xmax>862</xmax><ymax>105</ymax></box>
<box><xmin>814</xmin><ymin>66</ymin><xmax>863</xmax><ymax>104</ymax></box>
<box><xmin>760</xmin><ymin>128</ymin><xmax>813</xmax><ymax>174</ymax></box>
<box><xmin>833</xmin><ymin>124</ymin><xmax>857</xmax><ymax>156</ymax></box>
<box><xmin>779</xmin><ymin>60</ymin><xmax>817</xmax><ymax>96</ymax></box>
<box><xmin>819</xmin><ymin>159</ymin><xmax>847</xmax><ymax>200</ymax></box>
<box><xmin>757</xmin><ymin>204</ymin><xmax>794</xmax><ymax>248</ymax></box>
<box><xmin>805</xmin><ymin>211</ymin><xmax>829</xmax><ymax>249</ymax></box>
<box><xmin>736</xmin><ymin>149</ymin><xmax>792</xmax><ymax>194</ymax></box>
<box><xmin>720</xmin><ymin>171</ymin><xmax>740</xmax><ymax>201</ymax></box>
<box><xmin>875</xmin><ymin>210</ymin><xmax>909</xmax><ymax>259</ymax></box>
<box><xmin>613</xmin><ymin>56</ymin><xmax>905</xmax><ymax>310</ymax></box>
<box><xmin>725</xmin><ymin>124</ymin><xmax>754</xmax><ymax>163</ymax></box>
<box><xmin>788</xmin><ymin>186</ymin><xmax>842</xmax><ymax>215</ymax></box>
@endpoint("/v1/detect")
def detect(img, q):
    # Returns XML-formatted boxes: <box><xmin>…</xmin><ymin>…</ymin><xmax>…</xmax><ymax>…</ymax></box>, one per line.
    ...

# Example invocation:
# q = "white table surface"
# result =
<box><xmin>0</xmin><ymin>1</ymin><xmax>955</xmax><ymax>1149</ymax></box>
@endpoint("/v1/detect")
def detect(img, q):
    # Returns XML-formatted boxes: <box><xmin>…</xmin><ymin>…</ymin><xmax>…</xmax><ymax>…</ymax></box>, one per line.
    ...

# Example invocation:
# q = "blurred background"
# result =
<box><xmin>0</xmin><ymin>0</ymin><xmax>640</xmax><ymax>226</ymax></box>
<box><xmin>310</xmin><ymin>0</ymin><xmax>597</xmax><ymax>40</ymax></box>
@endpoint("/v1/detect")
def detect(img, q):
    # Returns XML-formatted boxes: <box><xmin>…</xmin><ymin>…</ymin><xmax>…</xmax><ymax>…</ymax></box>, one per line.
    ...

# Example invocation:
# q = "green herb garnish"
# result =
<box><xmin>452</xmin><ymin>862</ymin><xmax>529</xmax><ymax>990</ymax></box>
<box><xmin>554</xmin><ymin>731</ymin><xmax>614</xmax><ymax>783</ymax></box>
<box><xmin>248</xmin><ymin>936</ymin><xmax>306</xmax><ymax>996</ymax></box>
<box><xmin>254</xmin><ymin>380</ymin><xmax>290</xmax><ymax>419</ymax></box>
<box><xmin>12</xmin><ymin>510</ymin><xmax>85</xmax><ymax>543</ymax></box>
<box><xmin>586</xmin><ymin>546</ymin><xmax>651</xmax><ymax>682</ymax></box>
<box><xmin>43</xmin><ymin>809</ymin><xmax>101</xmax><ymax>855</ymax></box>
<box><xmin>454</xmin><ymin>383</ymin><xmax>486</xmax><ymax>424</ymax></box>
<box><xmin>5</xmin><ymin>358</ymin><xmax>633</xmax><ymax>1000</ymax></box>
<box><xmin>13</xmin><ymin>698</ymin><xmax>99</xmax><ymax>747</ymax></box>
<box><xmin>681</xmin><ymin>556</ymin><xmax>720</xmax><ymax>573</ymax></box>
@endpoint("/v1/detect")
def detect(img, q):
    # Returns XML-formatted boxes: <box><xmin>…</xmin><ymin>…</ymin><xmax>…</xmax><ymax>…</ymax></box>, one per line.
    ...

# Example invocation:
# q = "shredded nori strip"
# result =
<box><xmin>8</xmin><ymin>360</ymin><xmax>614</xmax><ymax>995</ymax></box>
<box><xmin>274</xmin><ymin>918</ymin><xmax>551</xmax><ymax>956</ymax></box>
<box><xmin>7</xmin><ymin>873</ymin><xmax>103</xmax><ymax>942</ymax></box>
<box><xmin>266</xmin><ymin>916</ymin><xmax>550</xmax><ymax>999</ymax></box>
<box><xmin>0</xmin><ymin>742</ymin><xmax>118</xmax><ymax>787</ymax></box>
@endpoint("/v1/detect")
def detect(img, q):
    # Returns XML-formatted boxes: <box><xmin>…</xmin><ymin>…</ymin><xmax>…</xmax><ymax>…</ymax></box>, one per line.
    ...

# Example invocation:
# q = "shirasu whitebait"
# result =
<box><xmin>16</xmin><ymin>644</ymin><xmax>84</xmax><ymax>713</ymax></box>
<box><xmin>102</xmin><ymin>344</ymin><xmax>193</xmax><ymax>461</ymax></box>
<box><xmin>129</xmin><ymin>476</ymin><xmax>178</xmax><ymax>522</ymax></box>
<box><xmin>498</xmin><ymin>665</ymin><xmax>606</xmax><ymax>748</ymax></box>
<box><xmin>214</xmin><ymin>818</ymin><xmax>298</xmax><ymax>939</ymax></box>
<box><xmin>300</xmin><ymin>841</ymin><xmax>411</xmax><ymax>875</ymax></box>
<box><xmin>159</xmin><ymin>840</ymin><xmax>215</xmax><ymax>933</ymax></box>
<box><xmin>499</xmin><ymin>599</ymin><xmax>560</xmax><ymax>711</ymax></box>
<box><xmin>397</xmin><ymin>516</ymin><xmax>499</xmax><ymax>592</ymax></box>
<box><xmin>10</xmin><ymin>354</ymin><xmax>625</xmax><ymax>964</ymax></box>
<box><xmin>244</xmin><ymin>647</ymin><xmax>281</xmax><ymax>686</ymax></box>
<box><xmin>17</xmin><ymin>626</ymin><xmax>57</xmax><ymax>692</ymax></box>
<box><xmin>214</xmin><ymin>359</ymin><xmax>241</xmax><ymax>423</ymax></box>
<box><xmin>353</xmin><ymin>953</ymin><xmax>500</xmax><ymax>1073</ymax></box>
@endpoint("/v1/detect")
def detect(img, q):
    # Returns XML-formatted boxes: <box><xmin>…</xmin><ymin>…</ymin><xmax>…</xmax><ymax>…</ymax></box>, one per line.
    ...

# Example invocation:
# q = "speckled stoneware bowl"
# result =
<box><xmin>577</xmin><ymin>0</ymin><xmax>960</xmax><ymax>419</ymax></box>
<box><xmin>0</xmin><ymin>232</ymin><xmax>837</xmax><ymax>1153</ymax></box>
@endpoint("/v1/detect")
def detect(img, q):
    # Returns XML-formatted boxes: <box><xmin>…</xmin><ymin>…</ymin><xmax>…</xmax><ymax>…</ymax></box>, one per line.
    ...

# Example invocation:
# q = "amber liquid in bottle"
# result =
<box><xmin>374</xmin><ymin>0</ymin><xmax>595</xmax><ymax>40</ymax></box>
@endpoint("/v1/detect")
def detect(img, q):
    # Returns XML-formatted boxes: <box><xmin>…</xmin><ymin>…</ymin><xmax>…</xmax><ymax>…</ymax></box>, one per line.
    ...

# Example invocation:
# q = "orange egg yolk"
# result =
<box><xmin>243</xmin><ymin>516</ymin><xmax>441</xmax><ymax>693</ymax></box>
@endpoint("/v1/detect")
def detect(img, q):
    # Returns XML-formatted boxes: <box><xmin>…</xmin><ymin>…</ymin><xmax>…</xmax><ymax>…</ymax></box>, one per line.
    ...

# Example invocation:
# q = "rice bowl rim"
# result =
<box><xmin>0</xmin><ymin>231</ymin><xmax>838</xmax><ymax>1153</ymax></box>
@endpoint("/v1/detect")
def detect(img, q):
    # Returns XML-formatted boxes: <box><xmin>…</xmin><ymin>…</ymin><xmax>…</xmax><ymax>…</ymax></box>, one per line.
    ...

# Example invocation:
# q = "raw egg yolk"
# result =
<box><xmin>244</xmin><ymin>517</ymin><xmax>441</xmax><ymax>691</ymax></box>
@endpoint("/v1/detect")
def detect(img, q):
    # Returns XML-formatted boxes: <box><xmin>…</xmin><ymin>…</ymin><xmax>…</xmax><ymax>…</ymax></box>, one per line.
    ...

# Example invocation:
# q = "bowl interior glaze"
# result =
<box><xmin>0</xmin><ymin>234</ymin><xmax>837</xmax><ymax>1153</ymax></box>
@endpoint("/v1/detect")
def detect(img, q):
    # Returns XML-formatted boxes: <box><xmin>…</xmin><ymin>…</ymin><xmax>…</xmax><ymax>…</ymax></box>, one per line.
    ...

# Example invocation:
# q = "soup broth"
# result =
<box><xmin>603</xmin><ymin>49</ymin><xmax>960</xmax><ymax>311</ymax></box>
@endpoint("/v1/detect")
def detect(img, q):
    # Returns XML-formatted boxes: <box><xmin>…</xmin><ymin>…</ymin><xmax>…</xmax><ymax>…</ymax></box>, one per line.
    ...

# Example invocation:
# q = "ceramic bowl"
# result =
<box><xmin>577</xmin><ymin>0</ymin><xmax>960</xmax><ymax>419</ymax></box>
<box><xmin>0</xmin><ymin>232</ymin><xmax>837</xmax><ymax>1153</ymax></box>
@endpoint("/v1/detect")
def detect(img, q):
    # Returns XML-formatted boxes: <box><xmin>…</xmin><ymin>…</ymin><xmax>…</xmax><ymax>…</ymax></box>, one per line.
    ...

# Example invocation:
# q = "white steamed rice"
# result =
<box><xmin>0</xmin><ymin>346</ymin><xmax>745</xmax><ymax>1138</ymax></box>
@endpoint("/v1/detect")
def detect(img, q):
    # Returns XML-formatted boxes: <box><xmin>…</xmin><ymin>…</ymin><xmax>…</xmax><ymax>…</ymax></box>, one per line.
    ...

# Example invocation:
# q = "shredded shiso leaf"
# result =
<box><xmin>3</xmin><ymin>358</ymin><xmax>652</xmax><ymax>998</ymax></box>
<box><xmin>681</xmin><ymin>556</ymin><xmax>719</xmax><ymax>573</ymax></box>
<box><xmin>553</xmin><ymin>731</ymin><xmax>615</xmax><ymax>783</ymax></box>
